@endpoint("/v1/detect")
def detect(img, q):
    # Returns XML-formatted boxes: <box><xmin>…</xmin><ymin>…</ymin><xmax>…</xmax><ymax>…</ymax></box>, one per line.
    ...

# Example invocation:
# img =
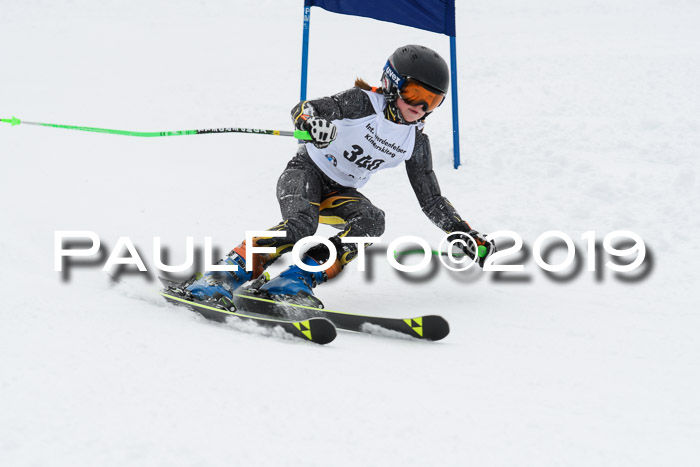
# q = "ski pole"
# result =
<box><xmin>394</xmin><ymin>247</ymin><xmax>487</xmax><ymax>258</ymax></box>
<box><xmin>0</xmin><ymin>115</ymin><xmax>312</xmax><ymax>140</ymax></box>
<box><xmin>394</xmin><ymin>249</ymin><xmax>467</xmax><ymax>258</ymax></box>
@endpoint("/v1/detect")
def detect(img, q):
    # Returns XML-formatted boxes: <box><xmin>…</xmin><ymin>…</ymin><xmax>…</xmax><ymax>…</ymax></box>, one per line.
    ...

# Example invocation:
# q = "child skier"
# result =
<box><xmin>185</xmin><ymin>44</ymin><xmax>496</xmax><ymax>304</ymax></box>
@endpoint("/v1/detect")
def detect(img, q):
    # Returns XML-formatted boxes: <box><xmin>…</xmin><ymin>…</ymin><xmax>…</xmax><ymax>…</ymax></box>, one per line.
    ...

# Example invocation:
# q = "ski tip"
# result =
<box><xmin>412</xmin><ymin>315</ymin><xmax>450</xmax><ymax>341</ymax></box>
<box><xmin>304</xmin><ymin>317</ymin><xmax>337</xmax><ymax>345</ymax></box>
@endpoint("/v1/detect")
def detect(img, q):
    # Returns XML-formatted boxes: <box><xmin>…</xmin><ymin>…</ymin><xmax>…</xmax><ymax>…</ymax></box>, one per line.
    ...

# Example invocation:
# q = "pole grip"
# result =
<box><xmin>294</xmin><ymin>130</ymin><xmax>312</xmax><ymax>141</ymax></box>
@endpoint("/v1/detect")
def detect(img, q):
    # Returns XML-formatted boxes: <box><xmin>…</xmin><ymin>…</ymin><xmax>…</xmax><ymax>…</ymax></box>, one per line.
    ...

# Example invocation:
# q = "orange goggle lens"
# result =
<box><xmin>398</xmin><ymin>79</ymin><xmax>445</xmax><ymax>112</ymax></box>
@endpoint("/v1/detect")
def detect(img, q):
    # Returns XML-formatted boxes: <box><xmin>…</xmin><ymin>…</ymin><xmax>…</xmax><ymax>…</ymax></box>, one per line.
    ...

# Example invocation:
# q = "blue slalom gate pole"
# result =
<box><xmin>450</xmin><ymin>35</ymin><xmax>461</xmax><ymax>169</ymax></box>
<box><xmin>300</xmin><ymin>4</ymin><xmax>311</xmax><ymax>101</ymax></box>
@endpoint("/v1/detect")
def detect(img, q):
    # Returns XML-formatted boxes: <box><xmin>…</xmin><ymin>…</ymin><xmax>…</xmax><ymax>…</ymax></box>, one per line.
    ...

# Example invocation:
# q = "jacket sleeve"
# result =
<box><xmin>291</xmin><ymin>87</ymin><xmax>376</xmax><ymax>128</ymax></box>
<box><xmin>405</xmin><ymin>131</ymin><xmax>470</xmax><ymax>233</ymax></box>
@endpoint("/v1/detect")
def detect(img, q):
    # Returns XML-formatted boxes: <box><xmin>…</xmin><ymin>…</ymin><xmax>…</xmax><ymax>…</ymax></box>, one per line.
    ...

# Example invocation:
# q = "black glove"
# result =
<box><xmin>447</xmin><ymin>226</ymin><xmax>497</xmax><ymax>269</ymax></box>
<box><xmin>298</xmin><ymin>115</ymin><xmax>337</xmax><ymax>149</ymax></box>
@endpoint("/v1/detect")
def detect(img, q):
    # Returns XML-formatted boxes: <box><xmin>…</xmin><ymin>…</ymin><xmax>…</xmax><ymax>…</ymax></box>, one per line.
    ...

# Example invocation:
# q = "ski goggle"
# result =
<box><xmin>398</xmin><ymin>79</ymin><xmax>446</xmax><ymax>112</ymax></box>
<box><xmin>383</xmin><ymin>60</ymin><xmax>447</xmax><ymax>112</ymax></box>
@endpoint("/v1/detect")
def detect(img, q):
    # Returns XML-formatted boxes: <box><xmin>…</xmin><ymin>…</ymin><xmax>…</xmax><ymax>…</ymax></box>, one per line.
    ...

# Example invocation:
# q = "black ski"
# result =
<box><xmin>232</xmin><ymin>288</ymin><xmax>450</xmax><ymax>341</ymax></box>
<box><xmin>158</xmin><ymin>280</ymin><xmax>337</xmax><ymax>345</ymax></box>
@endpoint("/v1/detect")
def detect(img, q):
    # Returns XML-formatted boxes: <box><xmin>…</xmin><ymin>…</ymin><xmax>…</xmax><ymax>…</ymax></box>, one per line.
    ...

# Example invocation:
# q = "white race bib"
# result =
<box><xmin>306</xmin><ymin>90</ymin><xmax>421</xmax><ymax>188</ymax></box>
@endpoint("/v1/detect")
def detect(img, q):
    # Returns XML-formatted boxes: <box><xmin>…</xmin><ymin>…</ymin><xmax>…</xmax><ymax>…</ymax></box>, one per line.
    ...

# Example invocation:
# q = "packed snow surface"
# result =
<box><xmin>1</xmin><ymin>1</ymin><xmax>699</xmax><ymax>466</ymax></box>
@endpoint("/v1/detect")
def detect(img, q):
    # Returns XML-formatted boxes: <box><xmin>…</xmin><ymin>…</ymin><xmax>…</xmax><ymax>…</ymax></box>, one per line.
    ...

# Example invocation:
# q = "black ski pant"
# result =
<box><xmin>255</xmin><ymin>148</ymin><xmax>385</xmax><ymax>267</ymax></box>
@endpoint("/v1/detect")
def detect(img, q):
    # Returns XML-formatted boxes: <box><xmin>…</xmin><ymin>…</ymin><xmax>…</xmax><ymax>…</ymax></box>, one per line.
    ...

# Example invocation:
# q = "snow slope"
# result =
<box><xmin>1</xmin><ymin>1</ymin><xmax>699</xmax><ymax>465</ymax></box>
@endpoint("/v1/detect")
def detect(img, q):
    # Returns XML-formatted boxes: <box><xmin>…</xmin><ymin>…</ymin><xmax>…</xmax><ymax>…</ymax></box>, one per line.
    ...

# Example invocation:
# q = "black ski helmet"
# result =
<box><xmin>382</xmin><ymin>45</ymin><xmax>450</xmax><ymax>98</ymax></box>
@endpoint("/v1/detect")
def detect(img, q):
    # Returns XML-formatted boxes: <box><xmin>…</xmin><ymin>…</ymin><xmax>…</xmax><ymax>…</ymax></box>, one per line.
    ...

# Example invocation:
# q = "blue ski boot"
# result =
<box><xmin>259</xmin><ymin>255</ymin><xmax>340</xmax><ymax>304</ymax></box>
<box><xmin>186</xmin><ymin>242</ymin><xmax>266</xmax><ymax>300</ymax></box>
